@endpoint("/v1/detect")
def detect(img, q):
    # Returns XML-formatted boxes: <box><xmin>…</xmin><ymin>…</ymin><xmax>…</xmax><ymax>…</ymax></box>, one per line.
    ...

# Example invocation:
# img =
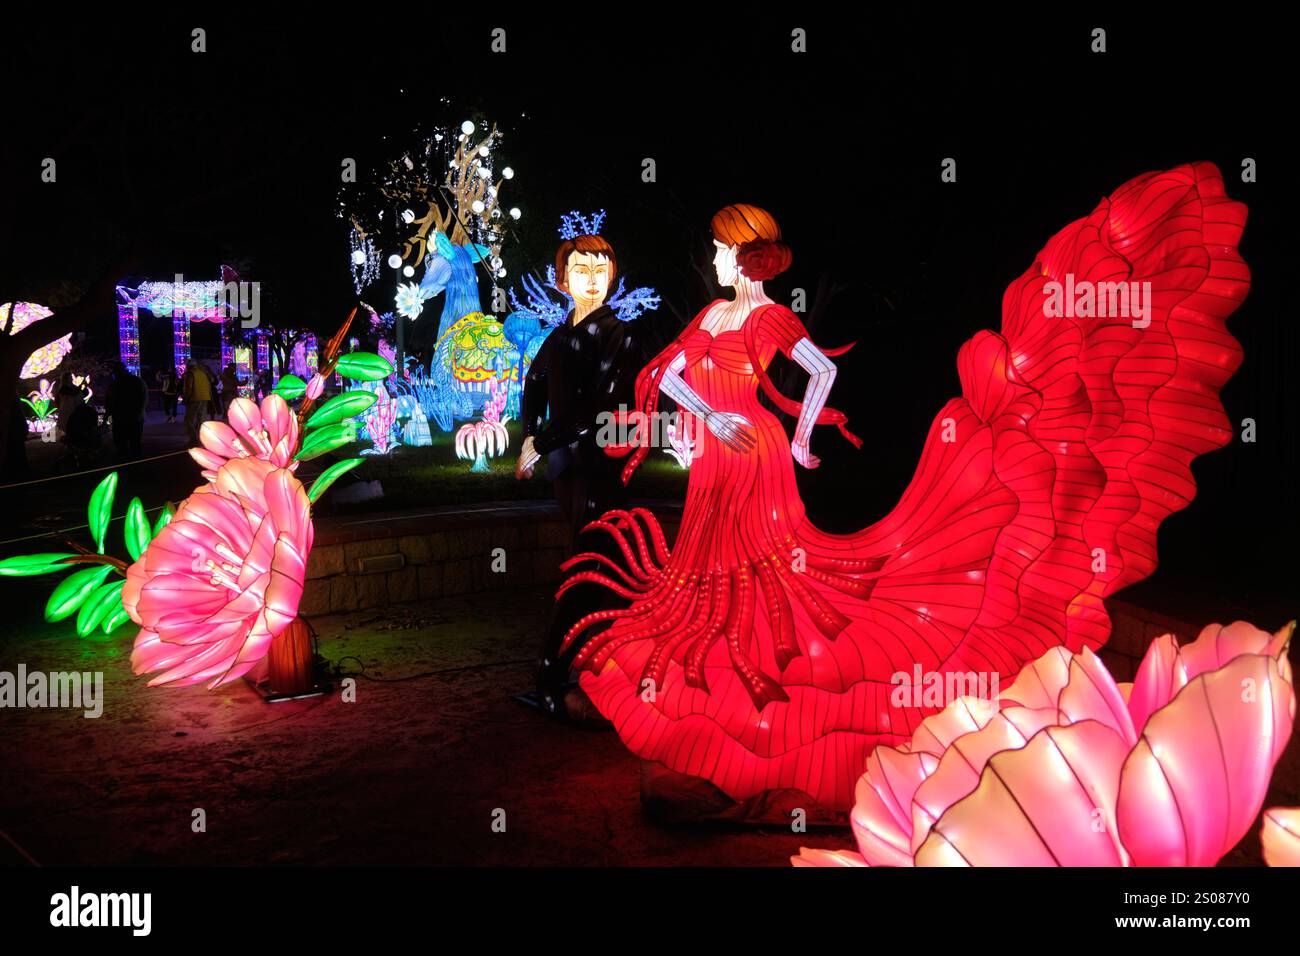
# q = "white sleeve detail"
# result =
<box><xmin>660</xmin><ymin>350</ymin><xmax>711</xmax><ymax>419</ymax></box>
<box><xmin>789</xmin><ymin>338</ymin><xmax>836</xmax><ymax>445</ymax></box>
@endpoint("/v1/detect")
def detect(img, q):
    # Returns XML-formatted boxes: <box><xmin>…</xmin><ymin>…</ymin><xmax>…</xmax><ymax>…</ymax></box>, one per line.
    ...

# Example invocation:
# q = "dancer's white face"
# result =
<box><xmin>563</xmin><ymin>252</ymin><xmax>612</xmax><ymax>307</ymax></box>
<box><xmin>713</xmin><ymin>240</ymin><xmax>739</xmax><ymax>287</ymax></box>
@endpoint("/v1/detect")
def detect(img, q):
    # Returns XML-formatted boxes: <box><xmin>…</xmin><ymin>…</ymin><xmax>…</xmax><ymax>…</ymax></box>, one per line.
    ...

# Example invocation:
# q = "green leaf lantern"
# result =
<box><xmin>75</xmin><ymin>579</ymin><xmax>126</xmax><ymax>637</ymax></box>
<box><xmin>87</xmin><ymin>472</ymin><xmax>119</xmax><ymax>555</ymax></box>
<box><xmin>305</xmin><ymin>391</ymin><xmax>377</xmax><ymax>430</ymax></box>
<box><xmin>273</xmin><ymin>374</ymin><xmax>308</xmax><ymax>401</ymax></box>
<box><xmin>333</xmin><ymin>352</ymin><xmax>394</xmax><ymax>382</ymax></box>
<box><xmin>307</xmin><ymin>458</ymin><xmax>365</xmax><ymax>503</ymax></box>
<box><xmin>124</xmin><ymin>498</ymin><xmax>151</xmax><ymax>561</ymax></box>
<box><xmin>0</xmin><ymin>553</ymin><xmax>77</xmax><ymax>577</ymax></box>
<box><xmin>295</xmin><ymin>421</ymin><xmax>358</xmax><ymax>462</ymax></box>
<box><xmin>152</xmin><ymin>502</ymin><xmax>176</xmax><ymax>537</ymax></box>
<box><xmin>45</xmin><ymin>565</ymin><xmax>115</xmax><ymax>622</ymax></box>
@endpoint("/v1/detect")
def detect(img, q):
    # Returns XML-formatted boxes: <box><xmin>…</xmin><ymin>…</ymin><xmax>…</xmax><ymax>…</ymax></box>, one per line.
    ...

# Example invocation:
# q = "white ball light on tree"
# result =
<box><xmin>502</xmin><ymin>167</ymin><xmax>514</xmax><ymax>179</ymax></box>
<box><xmin>478</xmin><ymin>146</ymin><xmax>489</xmax><ymax>157</ymax></box>
<box><xmin>471</xmin><ymin>200</ymin><xmax>485</xmax><ymax>214</ymax></box>
<box><xmin>460</xmin><ymin>120</ymin><xmax>475</xmax><ymax>135</ymax></box>
<box><xmin>497</xmin><ymin>268</ymin><xmax>507</xmax><ymax>278</ymax></box>
<box><xmin>401</xmin><ymin>209</ymin><xmax>415</xmax><ymax>224</ymax></box>
<box><xmin>388</xmin><ymin>254</ymin><xmax>402</xmax><ymax>269</ymax></box>
<box><xmin>509</xmin><ymin>207</ymin><xmax>521</xmax><ymax>220</ymax></box>
<box><xmin>351</xmin><ymin>250</ymin><xmax>366</xmax><ymax>265</ymax></box>
<box><xmin>403</xmin><ymin>265</ymin><xmax>415</xmax><ymax>277</ymax></box>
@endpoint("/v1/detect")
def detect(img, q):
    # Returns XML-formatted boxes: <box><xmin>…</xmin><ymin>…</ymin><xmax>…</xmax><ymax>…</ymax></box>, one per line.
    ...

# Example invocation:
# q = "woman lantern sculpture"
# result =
<box><xmin>557</xmin><ymin>165</ymin><xmax>1250</xmax><ymax>811</ymax></box>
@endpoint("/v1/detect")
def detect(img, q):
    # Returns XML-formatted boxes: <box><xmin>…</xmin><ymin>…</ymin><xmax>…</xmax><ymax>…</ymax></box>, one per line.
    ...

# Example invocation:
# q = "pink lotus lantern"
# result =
<box><xmin>125</xmin><ymin>457</ymin><xmax>313</xmax><ymax>688</ymax></box>
<box><xmin>795</xmin><ymin>621</ymin><xmax>1295</xmax><ymax>867</ymax></box>
<box><xmin>188</xmin><ymin>395</ymin><xmax>301</xmax><ymax>477</ymax></box>
<box><xmin>1262</xmin><ymin>807</ymin><xmax>1300</xmax><ymax>867</ymax></box>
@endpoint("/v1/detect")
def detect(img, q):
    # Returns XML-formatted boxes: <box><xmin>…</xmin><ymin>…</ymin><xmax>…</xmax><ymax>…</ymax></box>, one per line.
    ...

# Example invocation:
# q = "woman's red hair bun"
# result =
<box><xmin>736</xmin><ymin>239</ymin><xmax>792</xmax><ymax>281</ymax></box>
<box><xmin>712</xmin><ymin>203</ymin><xmax>792</xmax><ymax>280</ymax></box>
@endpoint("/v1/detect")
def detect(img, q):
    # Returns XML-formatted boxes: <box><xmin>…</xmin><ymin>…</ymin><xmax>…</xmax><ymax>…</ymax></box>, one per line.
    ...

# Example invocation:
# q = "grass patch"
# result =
<box><xmin>309</xmin><ymin>419</ymin><xmax>689</xmax><ymax>513</ymax></box>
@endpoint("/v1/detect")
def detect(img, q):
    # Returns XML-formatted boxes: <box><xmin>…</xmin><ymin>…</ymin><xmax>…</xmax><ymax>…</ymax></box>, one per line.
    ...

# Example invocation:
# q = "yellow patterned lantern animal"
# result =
<box><xmin>439</xmin><ymin>312</ymin><xmax>520</xmax><ymax>396</ymax></box>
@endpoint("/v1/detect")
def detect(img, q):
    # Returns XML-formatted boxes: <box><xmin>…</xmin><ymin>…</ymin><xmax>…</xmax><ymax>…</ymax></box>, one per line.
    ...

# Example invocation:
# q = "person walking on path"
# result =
<box><xmin>158</xmin><ymin>366</ymin><xmax>180</xmax><ymax>422</ymax></box>
<box><xmin>106</xmin><ymin>361</ymin><xmax>147</xmax><ymax>460</ymax></box>
<box><xmin>182</xmin><ymin>361</ymin><xmax>217</xmax><ymax>444</ymax></box>
<box><xmin>220</xmin><ymin>363</ymin><xmax>240</xmax><ymax>414</ymax></box>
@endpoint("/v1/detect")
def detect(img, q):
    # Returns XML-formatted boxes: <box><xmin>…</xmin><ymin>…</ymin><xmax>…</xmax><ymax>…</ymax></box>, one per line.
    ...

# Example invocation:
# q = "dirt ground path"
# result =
<box><xmin>0</xmin><ymin>585</ymin><xmax>846</xmax><ymax>866</ymax></box>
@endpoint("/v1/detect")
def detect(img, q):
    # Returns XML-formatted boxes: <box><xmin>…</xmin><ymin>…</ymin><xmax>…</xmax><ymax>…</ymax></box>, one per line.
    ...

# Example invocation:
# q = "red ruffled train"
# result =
<box><xmin>558</xmin><ymin>162</ymin><xmax>1250</xmax><ymax>810</ymax></box>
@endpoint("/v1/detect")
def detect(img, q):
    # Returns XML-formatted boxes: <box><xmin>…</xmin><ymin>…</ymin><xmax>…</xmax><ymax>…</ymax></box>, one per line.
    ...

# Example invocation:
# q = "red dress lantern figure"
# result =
<box><xmin>558</xmin><ymin>165</ymin><xmax>1250</xmax><ymax>811</ymax></box>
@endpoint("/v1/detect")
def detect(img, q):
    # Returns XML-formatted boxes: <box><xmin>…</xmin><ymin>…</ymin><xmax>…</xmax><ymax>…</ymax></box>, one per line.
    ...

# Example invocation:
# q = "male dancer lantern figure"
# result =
<box><xmin>516</xmin><ymin>228</ymin><xmax>642</xmax><ymax>719</ymax></box>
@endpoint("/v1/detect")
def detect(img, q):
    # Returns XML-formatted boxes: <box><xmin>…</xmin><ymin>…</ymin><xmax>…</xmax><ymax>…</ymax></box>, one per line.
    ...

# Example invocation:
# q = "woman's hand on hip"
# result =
<box><xmin>705</xmin><ymin>411</ymin><xmax>757</xmax><ymax>453</ymax></box>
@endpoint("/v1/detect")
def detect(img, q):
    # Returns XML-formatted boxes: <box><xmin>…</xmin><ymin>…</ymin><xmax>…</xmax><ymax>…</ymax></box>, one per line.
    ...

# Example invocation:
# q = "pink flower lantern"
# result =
<box><xmin>795</xmin><ymin>621</ymin><xmax>1295</xmax><ymax>867</ymax></box>
<box><xmin>0</xmin><ymin>308</ymin><xmax>394</xmax><ymax>698</ymax></box>
<box><xmin>1262</xmin><ymin>807</ymin><xmax>1300</xmax><ymax>867</ymax></box>
<box><xmin>188</xmin><ymin>395</ymin><xmax>301</xmax><ymax>477</ymax></box>
<box><xmin>125</xmin><ymin>457</ymin><xmax>313</xmax><ymax>688</ymax></box>
<box><xmin>125</xmin><ymin>312</ymin><xmax>393</xmax><ymax>691</ymax></box>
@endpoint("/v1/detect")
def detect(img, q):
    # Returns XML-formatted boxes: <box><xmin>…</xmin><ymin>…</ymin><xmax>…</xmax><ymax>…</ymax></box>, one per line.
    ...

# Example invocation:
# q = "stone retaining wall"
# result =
<box><xmin>300</xmin><ymin>504</ymin><xmax>681</xmax><ymax>617</ymax></box>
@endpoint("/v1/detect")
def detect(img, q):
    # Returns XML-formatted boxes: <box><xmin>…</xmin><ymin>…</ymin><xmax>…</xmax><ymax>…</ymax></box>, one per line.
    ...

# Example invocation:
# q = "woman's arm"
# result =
<box><xmin>789</xmin><ymin>337</ymin><xmax>837</xmax><ymax>468</ymax></box>
<box><xmin>659</xmin><ymin>351</ymin><xmax>756</xmax><ymax>453</ymax></box>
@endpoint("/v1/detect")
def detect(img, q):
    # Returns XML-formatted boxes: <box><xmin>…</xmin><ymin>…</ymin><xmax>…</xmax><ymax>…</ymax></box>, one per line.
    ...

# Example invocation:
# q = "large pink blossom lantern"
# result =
<box><xmin>795</xmin><ymin>621</ymin><xmax>1295</xmax><ymax>867</ymax></box>
<box><xmin>125</xmin><ymin>457</ymin><xmax>314</xmax><ymax>688</ymax></box>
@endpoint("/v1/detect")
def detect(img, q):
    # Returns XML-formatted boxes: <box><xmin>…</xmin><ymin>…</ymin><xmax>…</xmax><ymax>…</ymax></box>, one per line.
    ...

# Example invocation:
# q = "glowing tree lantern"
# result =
<box><xmin>794</xmin><ymin>621</ymin><xmax>1295</xmax><ymax>867</ymax></box>
<box><xmin>339</xmin><ymin>120</ymin><xmax>522</xmax><ymax>384</ymax></box>
<box><xmin>3</xmin><ymin>303</ymin><xmax>73</xmax><ymax>379</ymax></box>
<box><xmin>454</xmin><ymin>378</ymin><xmax>509</xmax><ymax>472</ymax></box>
